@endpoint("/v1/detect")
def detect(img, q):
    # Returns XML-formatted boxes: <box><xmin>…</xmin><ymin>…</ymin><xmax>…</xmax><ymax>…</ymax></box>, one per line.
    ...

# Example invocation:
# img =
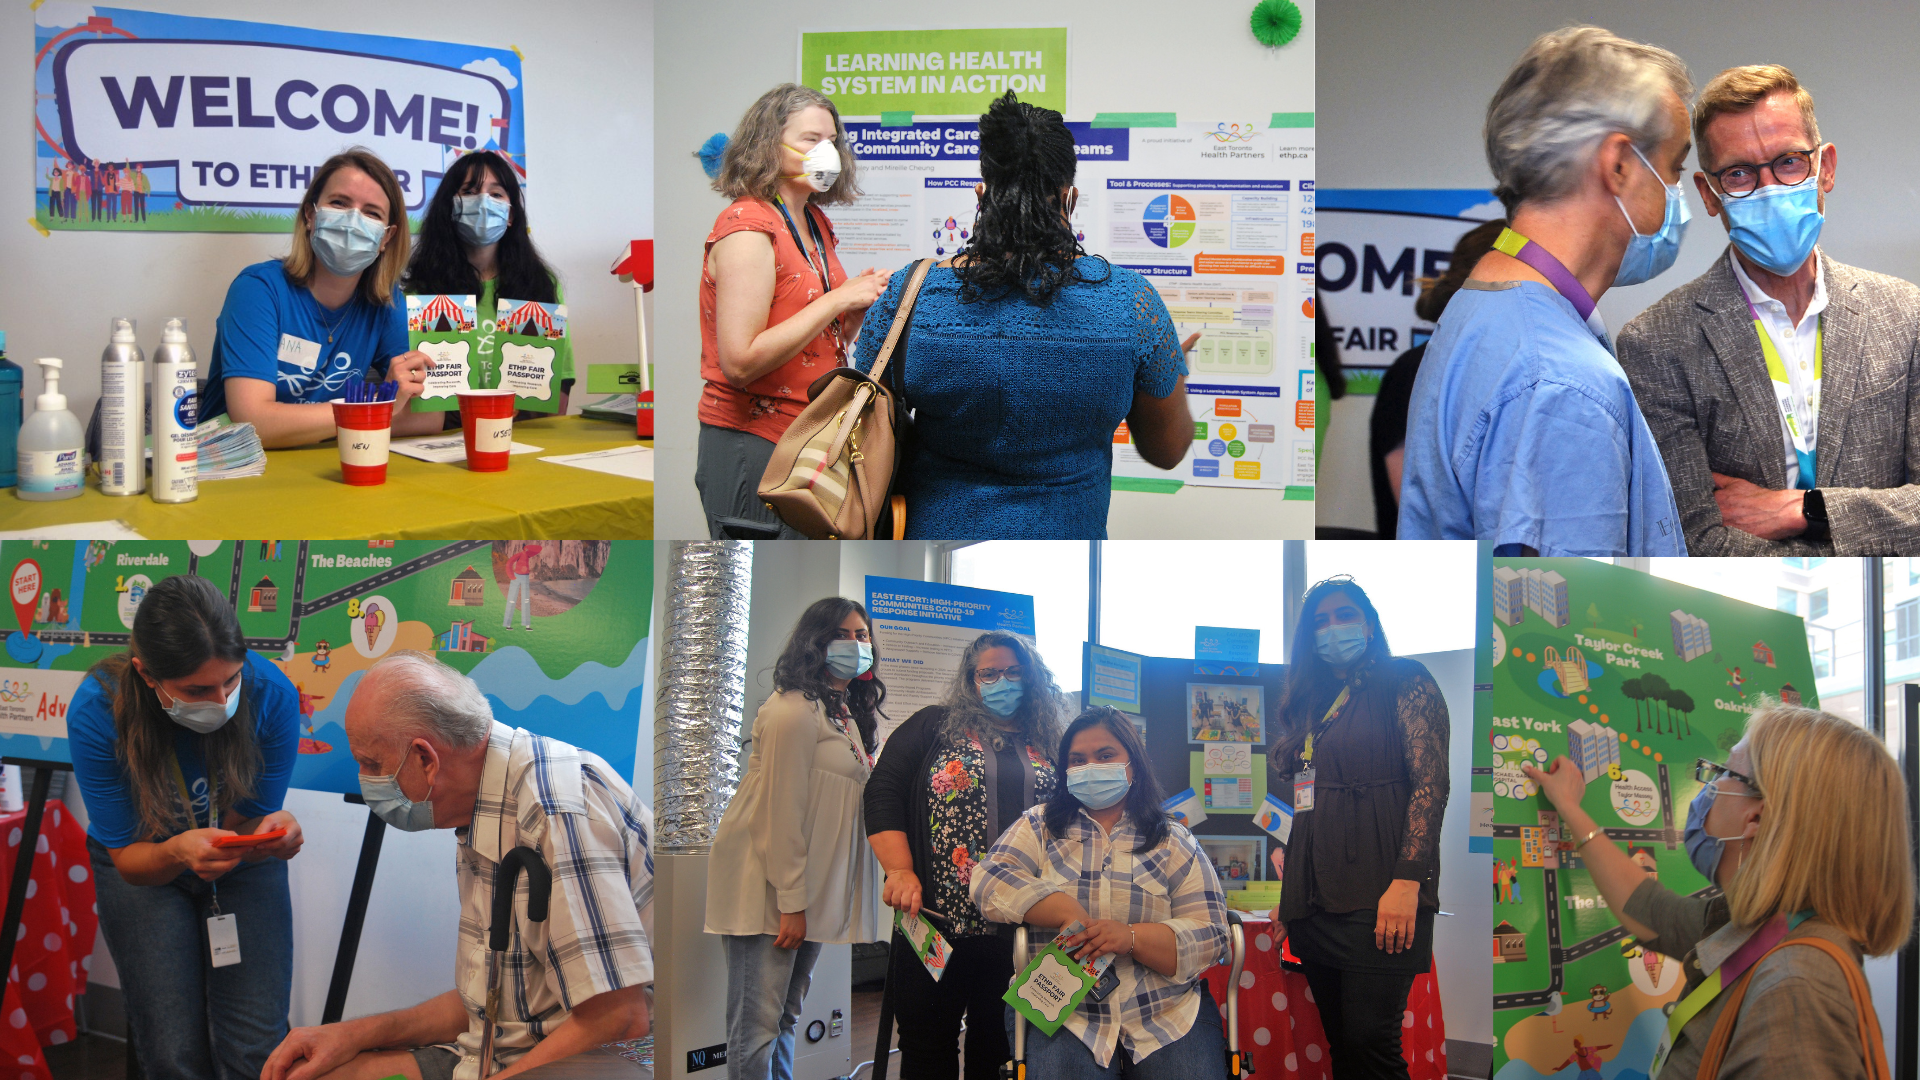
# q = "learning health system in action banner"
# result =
<box><xmin>866</xmin><ymin>575</ymin><xmax>1035</xmax><ymax>749</ymax></box>
<box><xmin>830</xmin><ymin>119</ymin><xmax>1312</xmax><ymax>496</ymax></box>
<box><xmin>1477</xmin><ymin>558</ymin><xmax>1817</xmax><ymax>1080</ymax></box>
<box><xmin>0</xmin><ymin>541</ymin><xmax>647</xmax><ymax>794</ymax></box>
<box><xmin>33</xmin><ymin>5</ymin><xmax>525</xmax><ymax>232</ymax></box>
<box><xmin>799</xmin><ymin>27</ymin><xmax>1067</xmax><ymax>117</ymax></box>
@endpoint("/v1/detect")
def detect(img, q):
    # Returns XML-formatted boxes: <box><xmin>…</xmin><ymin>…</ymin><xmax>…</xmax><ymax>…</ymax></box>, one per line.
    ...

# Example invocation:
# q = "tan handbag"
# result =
<box><xmin>758</xmin><ymin>258</ymin><xmax>932</xmax><ymax>539</ymax></box>
<box><xmin>1694</xmin><ymin>934</ymin><xmax>1889</xmax><ymax>1080</ymax></box>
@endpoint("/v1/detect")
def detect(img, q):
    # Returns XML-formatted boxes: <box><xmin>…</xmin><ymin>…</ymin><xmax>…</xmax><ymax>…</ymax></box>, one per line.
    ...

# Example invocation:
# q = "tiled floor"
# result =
<box><xmin>45</xmin><ymin>1033</ymin><xmax>127</xmax><ymax>1080</ymax></box>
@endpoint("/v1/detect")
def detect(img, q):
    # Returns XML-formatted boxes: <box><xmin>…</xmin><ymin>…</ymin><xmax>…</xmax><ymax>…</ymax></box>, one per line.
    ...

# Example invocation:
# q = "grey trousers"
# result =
<box><xmin>696</xmin><ymin>423</ymin><xmax>805</xmax><ymax>539</ymax></box>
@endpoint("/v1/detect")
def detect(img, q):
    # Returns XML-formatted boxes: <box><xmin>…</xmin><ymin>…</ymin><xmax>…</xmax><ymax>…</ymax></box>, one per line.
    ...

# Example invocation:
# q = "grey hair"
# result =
<box><xmin>1484</xmin><ymin>26</ymin><xmax>1693</xmax><ymax>215</ymax></box>
<box><xmin>715</xmin><ymin>83</ymin><xmax>861</xmax><ymax>206</ymax></box>
<box><xmin>935</xmin><ymin>631</ymin><xmax>1067</xmax><ymax>761</ymax></box>
<box><xmin>368</xmin><ymin>650</ymin><xmax>494</xmax><ymax>750</ymax></box>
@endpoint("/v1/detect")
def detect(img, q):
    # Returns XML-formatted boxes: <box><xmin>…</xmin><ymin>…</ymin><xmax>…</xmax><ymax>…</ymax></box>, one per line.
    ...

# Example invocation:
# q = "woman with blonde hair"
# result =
<box><xmin>696</xmin><ymin>83</ymin><xmax>892</xmax><ymax>538</ymax></box>
<box><xmin>202</xmin><ymin>147</ymin><xmax>439</xmax><ymax>447</ymax></box>
<box><xmin>1523</xmin><ymin>701</ymin><xmax>1913</xmax><ymax>1079</ymax></box>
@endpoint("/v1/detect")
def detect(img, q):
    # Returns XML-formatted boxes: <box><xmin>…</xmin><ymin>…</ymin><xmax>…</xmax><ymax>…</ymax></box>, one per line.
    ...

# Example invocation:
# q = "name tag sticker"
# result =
<box><xmin>278</xmin><ymin>334</ymin><xmax>322</xmax><ymax>371</ymax></box>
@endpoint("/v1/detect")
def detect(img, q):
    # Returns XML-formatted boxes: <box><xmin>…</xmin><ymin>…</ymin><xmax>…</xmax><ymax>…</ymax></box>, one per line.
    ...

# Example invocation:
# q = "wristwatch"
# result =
<box><xmin>1801</xmin><ymin>488</ymin><xmax>1830</xmax><ymax>542</ymax></box>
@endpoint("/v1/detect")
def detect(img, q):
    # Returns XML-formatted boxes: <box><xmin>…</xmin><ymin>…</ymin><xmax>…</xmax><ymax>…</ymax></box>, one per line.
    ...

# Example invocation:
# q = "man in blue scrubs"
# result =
<box><xmin>1399</xmin><ymin>26</ymin><xmax>1690</xmax><ymax>555</ymax></box>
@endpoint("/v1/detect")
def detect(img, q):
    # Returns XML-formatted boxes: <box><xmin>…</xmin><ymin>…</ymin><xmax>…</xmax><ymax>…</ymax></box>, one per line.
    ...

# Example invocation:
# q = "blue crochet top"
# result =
<box><xmin>853</xmin><ymin>258</ymin><xmax>1187</xmax><ymax>539</ymax></box>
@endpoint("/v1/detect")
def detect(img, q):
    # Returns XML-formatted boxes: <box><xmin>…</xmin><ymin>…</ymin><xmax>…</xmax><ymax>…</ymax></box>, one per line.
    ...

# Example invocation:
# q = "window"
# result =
<box><xmin>1306</xmin><ymin>542</ymin><xmax>1477</xmax><ymax>655</ymax></box>
<box><xmin>1810</xmin><ymin>633</ymin><xmax>1833</xmax><ymax>678</ymax></box>
<box><xmin>1776</xmin><ymin>588</ymin><xmax>1798</xmax><ymax>614</ymax></box>
<box><xmin>1782</xmin><ymin>557</ymin><xmax>1827</xmax><ymax>569</ymax></box>
<box><xmin>1897</xmin><ymin>599</ymin><xmax>1920</xmax><ymax>662</ymax></box>
<box><xmin>1099</xmin><ymin>542</ymin><xmax>1295</xmax><ymax>665</ymax></box>
<box><xmin>950</xmin><ymin>542</ymin><xmax>1091</xmax><ymax>691</ymax></box>
<box><xmin>1810</xmin><ymin>588</ymin><xmax>1829</xmax><ymax>621</ymax></box>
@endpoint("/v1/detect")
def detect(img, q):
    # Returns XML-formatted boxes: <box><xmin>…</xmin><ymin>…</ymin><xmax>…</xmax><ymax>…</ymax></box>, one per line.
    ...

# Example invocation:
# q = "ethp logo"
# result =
<box><xmin>1205</xmin><ymin>122</ymin><xmax>1261</xmax><ymax>144</ymax></box>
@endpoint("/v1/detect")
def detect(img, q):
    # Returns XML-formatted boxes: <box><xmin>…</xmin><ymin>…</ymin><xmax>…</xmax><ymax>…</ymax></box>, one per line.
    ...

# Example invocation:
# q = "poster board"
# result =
<box><xmin>864</xmin><ymin>575</ymin><xmax>1035</xmax><ymax>748</ymax></box>
<box><xmin>1479</xmin><ymin>558</ymin><xmax>1818</xmax><ymax>1080</ymax></box>
<box><xmin>0</xmin><ymin>540</ymin><xmax>649</xmax><ymax>792</ymax></box>
<box><xmin>1084</xmin><ymin>642</ymin><xmax>1144</xmax><ymax>714</ymax></box>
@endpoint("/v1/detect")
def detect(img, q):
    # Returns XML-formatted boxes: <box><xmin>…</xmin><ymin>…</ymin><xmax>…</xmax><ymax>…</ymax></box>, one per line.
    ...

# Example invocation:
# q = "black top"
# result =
<box><xmin>1369</xmin><ymin>343</ymin><xmax>1427</xmax><ymax>538</ymax></box>
<box><xmin>1274</xmin><ymin>656</ymin><xmax>1449</xmax><ymax>920</ymax></box>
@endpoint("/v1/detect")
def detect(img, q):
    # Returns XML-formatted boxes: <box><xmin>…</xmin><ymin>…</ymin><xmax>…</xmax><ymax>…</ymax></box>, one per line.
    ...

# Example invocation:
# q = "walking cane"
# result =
<box><xmin>478</xmin><ymin>846</ymin><xmax>552</xmax><ymax>1076</ymax></box>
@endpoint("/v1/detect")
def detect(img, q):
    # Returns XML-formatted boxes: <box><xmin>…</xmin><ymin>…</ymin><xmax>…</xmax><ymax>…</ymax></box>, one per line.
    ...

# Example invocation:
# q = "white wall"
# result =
<box><xmin>1417</xmin><ymin>646</ymin><xmax>1491</xmax><ymax>1049</ymax></box>
<box><xmin>3</xmin><ymin>0</ymin><xmax>654</xmax><ymax>422</ymax></box>
<box><xmin>1318</xmin><ymin>0</ymin><xmax>1920</xmax><ymax>533</ymax></box>
<box><xmin>651</xmin><ymin>0</ymin><xmax>1314</xmax><ymax>542</ymax></box>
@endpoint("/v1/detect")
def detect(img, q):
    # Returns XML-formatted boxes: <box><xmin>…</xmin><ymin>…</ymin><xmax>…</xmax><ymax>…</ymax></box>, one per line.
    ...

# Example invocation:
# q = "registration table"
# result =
<box><xmin>2</xmin><ymin>417</ymin><xmax>650</xmax><ymax>539</ymax></box>
<box><xmin>1204</xmin><ymin>917</ymin><xmax>1448</xmax><ymax>1080</ymax></box>
<box><xmin>0</xmin><ymin>800</ymin><xmax>98</xmax><ymax>1080</ymax></box>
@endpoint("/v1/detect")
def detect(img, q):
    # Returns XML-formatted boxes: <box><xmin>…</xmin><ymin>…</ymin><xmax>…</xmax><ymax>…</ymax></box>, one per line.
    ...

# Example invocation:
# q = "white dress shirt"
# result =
<box><xmin>1728</xmin><ymin>247</ymin><xmax>1827</xmax><ymax>488</ymax></box>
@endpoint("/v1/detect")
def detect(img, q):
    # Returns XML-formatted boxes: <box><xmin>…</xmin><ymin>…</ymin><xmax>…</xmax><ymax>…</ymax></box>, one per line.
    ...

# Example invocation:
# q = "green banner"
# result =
<box><xmin>800</xmin><ymin>28</ymin><xmax>1068</xmax><ymax>117</ymax></box>
<box><xmin>1479</xmin><ymin>558</ymin><xmax>1817</xmax><ymax>1079</ymax></box>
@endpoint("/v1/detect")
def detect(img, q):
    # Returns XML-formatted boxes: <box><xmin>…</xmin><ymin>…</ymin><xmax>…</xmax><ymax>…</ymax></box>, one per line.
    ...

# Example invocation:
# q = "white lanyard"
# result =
<box><xmin>1738</xmin><ymin>276</ymin><xmax>1821</xmax><ymax>490</ymax></box>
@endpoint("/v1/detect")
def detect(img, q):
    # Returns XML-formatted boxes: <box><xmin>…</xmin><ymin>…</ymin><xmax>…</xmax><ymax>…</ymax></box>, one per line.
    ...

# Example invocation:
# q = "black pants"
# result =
<box><xmin>1297</xmin><ymin>959</ymin><xmax>1417</xmax><ymax>1080</ymax></box>
<box><xmin>887</xmin><ymin>931</ymin><xmax>1013</xmax><ymax>1080</ymax></box>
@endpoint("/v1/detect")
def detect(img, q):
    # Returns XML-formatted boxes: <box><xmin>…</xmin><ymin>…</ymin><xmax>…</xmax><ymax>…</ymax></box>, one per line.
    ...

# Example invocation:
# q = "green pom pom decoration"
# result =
<box><xmin>1250</xmin><ymin>0</ymin><xmax>1302</xmax><ymax>48</ymax></box>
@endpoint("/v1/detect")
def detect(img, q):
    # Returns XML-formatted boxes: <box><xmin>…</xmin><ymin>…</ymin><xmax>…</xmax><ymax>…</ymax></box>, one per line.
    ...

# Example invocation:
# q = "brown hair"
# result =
<box><xmin>1728</xmin><ymin>701</ymin><xmax>1914</xmax><ymax>955</ymax></box>
<box><xmin>283</xmin><ymin>148</ymin><xmax>411</xmax><ymax>306</ymax></box>
<box><xmin>715</xmin><ymin>84</ymin><xmax>860</xmax><ymax>207</ymax></box>
<box><xmin>1416</xmin><ymin>218</ymin><xmax>1508</xmax><ymax>323</ymax></box>
<box><xmin>1693</xmin><ymin>65</ymin><xmax>1821</xmax><ymax>172</ymax></box>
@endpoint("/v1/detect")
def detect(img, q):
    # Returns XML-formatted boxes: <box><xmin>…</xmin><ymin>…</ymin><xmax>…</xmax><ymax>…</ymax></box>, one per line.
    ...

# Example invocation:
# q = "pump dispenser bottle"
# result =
<box><xmin>17</xmin><ymin>358</ymin><xmax>84</xmax><ymax>500</ymax></box>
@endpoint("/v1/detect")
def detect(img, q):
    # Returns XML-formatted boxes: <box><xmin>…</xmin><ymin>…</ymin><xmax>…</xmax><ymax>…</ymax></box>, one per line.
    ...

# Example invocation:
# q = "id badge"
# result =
<box><xmin>208</xmin><ymin>914</ymin><xmax>242</xmax><ymax>968</ymax></box>
<box><xmin>1086</xmin><ymin>963</ymin><xmax>1121</xmax><ymax>1002</ymax></box>
<box><xmin>1647</xmin><ymin>1030</ymin><xmax>1671</xmax><ymax>1080</ymax></box>
<box><xmin>1293</xmin><ymin>767</ymin><xmax>1316</xmax><ymax>812</ymax></box>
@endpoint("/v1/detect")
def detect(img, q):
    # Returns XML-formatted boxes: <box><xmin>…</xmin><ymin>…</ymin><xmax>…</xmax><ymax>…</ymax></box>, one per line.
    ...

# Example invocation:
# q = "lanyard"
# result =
<box><xmin>1649</xmin><ymin>909</ymin><xmax>1816</xmax><ymax>1079</ymax></box>
<box><xmin>773</xmin><ymin>196</ymin><xmax>833</xmax><ymax>298</ymax></box>
<box><xmin>169</xmin><ymin>750</ymin><xmax>221</xmax><ymax>912</ymax></box>
<box><xmin>1492</xmin><ymin>227</ymin><xmax>1609</xmax><ymax>342</ymax></box>
<box><xmin>1301</xmin><ymin>685</ymin><xmax>1351</xmax><ymax>766</ymax></box>
<box><xmin>1740</xmin><ymin>287</ymin><xmax>1822</xmax><ymax>490</ymax></box>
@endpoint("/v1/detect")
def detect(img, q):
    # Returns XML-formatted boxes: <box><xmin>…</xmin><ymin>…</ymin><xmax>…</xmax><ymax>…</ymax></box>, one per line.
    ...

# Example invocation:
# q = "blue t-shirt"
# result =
<box><xmin>70</xmin><ymin>651</ymin><xmax>301</xmax><ymax>849</ymax></box>
<box><xmin>852</xmin><ymin>260</ymin><xmax>1187</xmax><ymax>539</ymax></box>
<box><xmin>1397</xmin><ymin>281</ymin><xmax>1685</xmax><ymax>556</ymax></box>
<box><xmin>202</xmin><ymin>260</ymin><xmax>409</xmax><ymax>420</ymax></box>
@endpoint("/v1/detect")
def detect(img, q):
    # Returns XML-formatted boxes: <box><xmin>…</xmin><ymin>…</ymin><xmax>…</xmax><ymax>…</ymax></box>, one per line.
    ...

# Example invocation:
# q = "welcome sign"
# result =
<box><xmin>33</xmin><ymin>5</ymin><xmax>526</xmax><ymax>232</ymax></box>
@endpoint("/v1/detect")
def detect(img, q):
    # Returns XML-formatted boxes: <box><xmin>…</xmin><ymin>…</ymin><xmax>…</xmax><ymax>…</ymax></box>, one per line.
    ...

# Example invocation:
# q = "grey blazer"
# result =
<box><xmin>1617</xmin><ymin>248</ymin><xmax>1920</xmax><ymax>554</ymax></box>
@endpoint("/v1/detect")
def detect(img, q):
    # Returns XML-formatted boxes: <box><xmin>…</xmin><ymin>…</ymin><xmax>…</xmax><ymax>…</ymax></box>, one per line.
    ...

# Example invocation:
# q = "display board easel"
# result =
<box><xmin>0</xmin><ymin>758</ymin><xmax>73</xmax><ymax>992</ymax></box>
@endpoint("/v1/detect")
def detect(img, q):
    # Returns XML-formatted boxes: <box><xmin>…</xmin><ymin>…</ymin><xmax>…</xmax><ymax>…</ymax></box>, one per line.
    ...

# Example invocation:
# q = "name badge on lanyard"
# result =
<box><xmin>1744</xmin><ymin>290</ymin><xmax>1821</xmax><ymax>490</ymax></box>
<box><xmin>1293</xmin><ymin>767</ymin><xmax>1316</xmax><ymax>812</ymax></box>
<box><xmin>173</xmin><ymin>753</ymin><xmax>242</xmax><ymax>968</ymax></box>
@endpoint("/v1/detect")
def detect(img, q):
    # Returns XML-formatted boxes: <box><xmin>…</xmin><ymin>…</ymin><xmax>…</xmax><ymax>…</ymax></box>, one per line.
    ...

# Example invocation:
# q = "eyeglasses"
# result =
<box><xmin>1707</xmin><ymin>147</ymin><xmax>1821</xmax><ymax>198</ymax></box>
<box><xmin>974</xmin><ymin>666</ymin><xmax>1024</xmax><ymax>685</ymax></box>
<box><xmin>1694</xmin><ymin>757</ymin><xmax>1762</xmax><ymax>797</ymax></box>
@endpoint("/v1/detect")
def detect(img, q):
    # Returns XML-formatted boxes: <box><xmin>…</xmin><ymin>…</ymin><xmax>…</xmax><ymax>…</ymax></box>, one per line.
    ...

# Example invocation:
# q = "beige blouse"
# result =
<box><xmin>703</xmin><ymin>689</ymin><xmax>881</xmax><ymax>943</ymax></box>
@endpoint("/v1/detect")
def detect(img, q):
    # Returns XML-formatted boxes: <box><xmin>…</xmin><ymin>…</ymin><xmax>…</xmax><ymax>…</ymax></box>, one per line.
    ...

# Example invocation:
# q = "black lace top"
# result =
<box><xmin>1273</xmin><ymin>656</ymin><xmax>1450</xmax><ymax>918</ymax></box>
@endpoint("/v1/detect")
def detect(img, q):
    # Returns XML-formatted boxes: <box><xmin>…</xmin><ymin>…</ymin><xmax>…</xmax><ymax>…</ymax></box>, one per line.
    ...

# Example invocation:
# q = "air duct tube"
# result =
<box><xmin>655</xmin><ymin>541</ymin><xmax>753</xmax><ymax>854</ymax></box>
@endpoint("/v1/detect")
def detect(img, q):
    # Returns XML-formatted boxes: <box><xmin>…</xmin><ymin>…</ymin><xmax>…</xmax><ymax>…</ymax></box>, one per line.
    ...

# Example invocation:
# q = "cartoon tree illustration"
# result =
<box><xmin>1639</xmin><ymin>673</ymin><xmax>1672</xmax><ymax>735</ymax></box>
<box><xmin>1587</xmin><ymin>602</ymin><xmax>1603</xmax><ymax>628</ymax></box>
<box><xmin>1621</xmin><ymin>676</ymin><xmax>1646</xmax><ymax>732</ymax></box>
<box><xmin>1667</xmin><ymin>689</ymin><xmax>1695</xmax><ymax>738</ymax></box>
<box><xmin>1629</xmin><ymin>617</ymin><xmax>1644</xmax><ymax>639</ymax></box>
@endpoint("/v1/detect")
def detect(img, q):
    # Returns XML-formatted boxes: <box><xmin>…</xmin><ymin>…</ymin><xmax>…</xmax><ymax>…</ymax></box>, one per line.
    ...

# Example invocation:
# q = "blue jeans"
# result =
<box><xmin>89</xmin><ymin>837</ymin><xmax>293</xmax><ymax>1080</ymax></box>
<box><xmin>723</xmin><ymin>934</ymin><xmax>823</xmax><ymax>1080</ymax></box>
<box><xmin>1010</xmin><ymin>985</ymin><xmax>1228</xmax><ymax>1079</ymax></box>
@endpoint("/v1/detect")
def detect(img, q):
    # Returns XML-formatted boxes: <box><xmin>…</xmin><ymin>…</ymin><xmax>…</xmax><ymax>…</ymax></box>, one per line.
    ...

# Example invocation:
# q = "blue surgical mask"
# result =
<box><xmin>1721</xmin><ymin>175</ymin><xmax>1824</xmax><ymax>276</ymax></box>
<box><xmin>161</xmin><ymin>676</ymin><xmax>242</xmax><ymax>735</ymax></box>
<box><xmin>1613</xmin><ymin>143</ymin><xmax>1691</xmax><ymax>287</ymax></box>
<box><xmin>360</xmin><ymin>755</ymin><xmax>437</xmax><ymax>832</ymax></box>
<box><xmin>825</xmin><ymin>640</ymin><xmax>873</xmax><ymax>680</ymax></box>
<box><xmin>1683</xmin><ymin>781</ymin><xmax>1756</xmax><ymax>880</ymax></box>
<box><xmin>310</xmin><ymin>206</ymin><xmax>388</xmax><ymax>277</ymax></box>
<box><xmin>1066</xmin><ymin>762</ymin><xmax>1131</xmax><ymax>810</ymax></box>
<box><xmin>453</xmin><ymin>193</ymin><xmax>512</xmax><ymax>247</ymax></box>
<box><xmin>979</xmin><ymin>677</ymin><xmax>1025</xmax><ymax>717</ymax></box>
<box><xmin>1316</xmin><ymin>623</ymin><xmax>1369</xmax><ymax>666</ymax></box>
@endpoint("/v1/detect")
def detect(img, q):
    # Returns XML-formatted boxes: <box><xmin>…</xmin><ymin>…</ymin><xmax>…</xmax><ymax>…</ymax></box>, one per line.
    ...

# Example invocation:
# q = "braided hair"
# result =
<box><xmin>955</xmin><ymin>91</ymin><xmax>1108</xmax><ymax>305</ymax></box>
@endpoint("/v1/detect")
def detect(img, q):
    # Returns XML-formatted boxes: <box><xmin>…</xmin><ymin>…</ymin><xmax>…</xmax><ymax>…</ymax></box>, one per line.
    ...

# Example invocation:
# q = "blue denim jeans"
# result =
<box><xmin>723</xmin><ymin>934</ymin><xmax>824</xmax><ymax>1080</ymax></box>
<box><xmin>89</xmin><ymin>837</ymin><xmax>294</xmax><ymax>1080</ymax></box>
<box><xmin>1009</xmin><ymin>985</ymin><xmax>1228</xmax><ymax>1079</ymax></box>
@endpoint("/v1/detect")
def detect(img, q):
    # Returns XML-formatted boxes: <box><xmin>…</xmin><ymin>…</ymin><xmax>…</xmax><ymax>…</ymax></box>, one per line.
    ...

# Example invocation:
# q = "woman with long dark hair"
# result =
<box><xmin>972</xmin><ymin>708</ymin><xmax>1231</xmax><ymax>1078</ymax></box>
<box><xmin>864</xmin><ymin>631</ymin><xmax>1068</xmax><ymax>1080</ymax></box>
<box><xmin>69</xmin><ymin>574</ymin><xmax>305</xmax><ymax>1080</ymax></box>
<box><xmin>1269</xmin><ymin>576</ymin><xmax>1449</xmax><ymax>1080</ymax></box>
<box><xmin>852</xmin><ymin>91</ymin><xmax>1197</xmax><ymax>539</ymax></box>
<box><xmin>706</xmin><ymin>597</ymin><xmax>885</xmax><ymax>1079</ymax></box>
<box><xmin>404</xmin><ymin>150</ymin><xmax>574</xmax><ymax>414</ymax></box>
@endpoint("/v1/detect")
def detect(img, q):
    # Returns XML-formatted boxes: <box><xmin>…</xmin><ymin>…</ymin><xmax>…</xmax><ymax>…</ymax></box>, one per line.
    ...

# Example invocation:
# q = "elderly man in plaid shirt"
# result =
<box><xmin>264</xmin><ymin>651</ymin><xmax>654</xmax><ymax>1080</ymax></box>
<box><xmin>971</xmin><ymin>708</ymin><xmax>1231</xmax><ymax>1079</ymax></box>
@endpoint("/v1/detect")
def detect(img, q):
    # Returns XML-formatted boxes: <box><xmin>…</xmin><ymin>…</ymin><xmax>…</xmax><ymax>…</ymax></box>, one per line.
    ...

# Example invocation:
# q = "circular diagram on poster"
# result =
<box><xmin>187</xmin><ymin>541</ymin><xmax>223</xmax><ymax>557</ymax></box>
<box><xmin>1142</xmin><ymin>193</ymin><xmax>1197</xmax><ymax>248</ymax></box>
<box><xmin>117</xmin><ymin>575</ymin><xmax>152</xmax><ymax>629</ymax></box>
<box><xmin>1610</xmin><ymin>769</ymin><xmax>1660</xmax><ymax>826</ymax></box>
<box><xmin>1491</xmin><ymin>623</ymin><xmax>1506</xmax><ymax>665</ymax></box>
<box><xmin>350</xmin><ymin>594</ymin><xmax>398</xmax><ymax>658</ymax></box>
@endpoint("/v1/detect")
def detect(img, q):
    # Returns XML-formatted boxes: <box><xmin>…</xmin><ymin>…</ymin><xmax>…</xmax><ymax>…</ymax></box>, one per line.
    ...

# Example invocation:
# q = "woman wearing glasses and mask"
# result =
<box><xmin>706</xmin><ymin>598</ymin><xmax>885</xmax><ymax>1080</ymax></box>
<box><xmin>1268</xmin><ymin>576</ymin><xmax>1449</xmax><ymax>1080</ymax></box>
<box><xmin>864</xmin><ymin>631</ymin><xmax>1068</xmax><ymax>1080</ymax></box>
<box><xmin>68</xmin><ymin>574</ymin><xmax>305</xmax><ymax>1080</ymax></box>
<box><xmin>1524</xmin><ymin>702</ymin><xmax>1911</xmax><ymax>1079</ymax></box>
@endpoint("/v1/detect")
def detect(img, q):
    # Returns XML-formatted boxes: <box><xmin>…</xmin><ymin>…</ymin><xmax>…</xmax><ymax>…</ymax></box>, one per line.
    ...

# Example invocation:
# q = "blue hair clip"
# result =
<box><xmin>698</xmin><ymin>133</ymin><xmax>730</xmax><ymax>180</ymax></box>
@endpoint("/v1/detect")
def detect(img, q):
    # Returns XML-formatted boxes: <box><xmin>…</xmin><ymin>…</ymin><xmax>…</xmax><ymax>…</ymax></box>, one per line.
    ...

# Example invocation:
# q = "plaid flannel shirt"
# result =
<box><xmin>449</xmin><ymin>723</ymin><xmax>655</xmax><ymax>1079</ymax></box>
<box><xmin>971</xmin><ymin>805</ymin><xmax>1228</xmax><ymax>1068</ymax></box>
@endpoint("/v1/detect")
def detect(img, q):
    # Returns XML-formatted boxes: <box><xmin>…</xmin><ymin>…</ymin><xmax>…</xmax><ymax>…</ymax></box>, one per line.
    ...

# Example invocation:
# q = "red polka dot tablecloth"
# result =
<box><xmin>0</xmin><ymin>801</ymin><xmax>99</xmax><ymax>1080</ymax></box>
<box><xmin>1203</xmin><ymin>917</ymin><xmax>1447</xmax><ymax>1080</ymax></box>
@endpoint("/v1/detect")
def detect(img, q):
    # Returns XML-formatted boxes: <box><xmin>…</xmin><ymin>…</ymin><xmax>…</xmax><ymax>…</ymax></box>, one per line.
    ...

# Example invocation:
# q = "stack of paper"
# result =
<box><xmin>196</xmin><ymin>416</ymin><xmax>267</xmax><ymax>480</ymax></box>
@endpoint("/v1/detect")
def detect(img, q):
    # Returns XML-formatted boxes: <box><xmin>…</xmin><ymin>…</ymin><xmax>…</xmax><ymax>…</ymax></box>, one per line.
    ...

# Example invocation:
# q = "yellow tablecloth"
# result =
<box><xmin>1</xmin><ymin>416</ymin><xmax>650</xmax><ymax>539</ymax></box>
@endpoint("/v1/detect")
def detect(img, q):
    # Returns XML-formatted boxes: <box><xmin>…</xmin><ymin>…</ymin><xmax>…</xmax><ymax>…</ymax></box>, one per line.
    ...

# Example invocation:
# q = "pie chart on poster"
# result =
<box><xmin>1142</xmin><ymin>194</ymin><xmax>1197</xmax><ymax>248</ymax></box>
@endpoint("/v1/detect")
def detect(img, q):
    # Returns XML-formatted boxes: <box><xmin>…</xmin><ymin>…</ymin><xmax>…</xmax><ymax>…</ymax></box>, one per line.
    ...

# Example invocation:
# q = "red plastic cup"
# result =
<box><xmin>332</xmin><ymin>400</ymin><xmax>395</xmax><ymax>486</ymax></box>
<box><xmin>458</xmin><ymin>389</ymin><xmax>517</xmax><ymax>472</ymax></box>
